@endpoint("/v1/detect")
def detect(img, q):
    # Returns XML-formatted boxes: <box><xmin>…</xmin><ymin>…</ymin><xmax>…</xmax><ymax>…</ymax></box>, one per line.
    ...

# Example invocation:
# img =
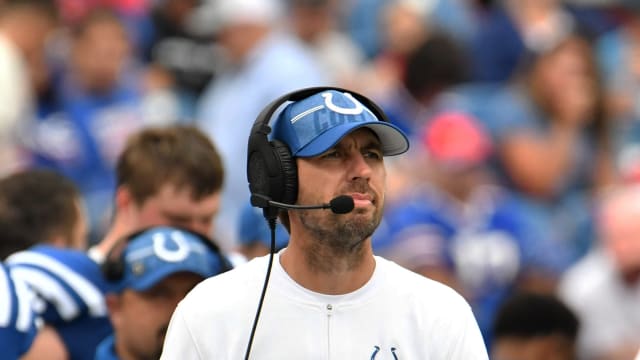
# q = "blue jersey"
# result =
<box><xmin>0</xmin><ymin>263</ymin><xmax>39</xmax><ymax>359</ymax></box>
<box><xmin>94</xmin><ymin>335</ymin><xmax>118</xmax><ymax>360</ymax></box>
<box><xmin>6</xmin><ymin>245</ymin><xmax>112</xmax><ymax>360</ymax></box>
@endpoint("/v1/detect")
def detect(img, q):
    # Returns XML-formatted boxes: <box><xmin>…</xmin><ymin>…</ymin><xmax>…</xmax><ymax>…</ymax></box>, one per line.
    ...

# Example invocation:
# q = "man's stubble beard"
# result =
<box><xmin>298</xmin><ymin>206</ymin><xmax>381</xmax><ymax>273</ymax></box>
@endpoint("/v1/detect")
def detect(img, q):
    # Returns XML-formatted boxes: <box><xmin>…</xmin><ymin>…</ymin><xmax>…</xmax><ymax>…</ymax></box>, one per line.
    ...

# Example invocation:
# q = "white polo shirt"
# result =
<box><xmin>161</xmin><ymin>253</ymin><xmax>488</xmax><ymax>359</ymax></box>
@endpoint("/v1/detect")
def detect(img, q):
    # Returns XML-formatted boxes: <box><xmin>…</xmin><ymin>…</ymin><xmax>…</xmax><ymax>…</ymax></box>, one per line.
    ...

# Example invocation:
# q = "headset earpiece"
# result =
<box><xmin>271</xmin><ymin>140</ymin><xmax>298</xmax><ymax>205</ymax></box>
<box><xmin>102</xmin><ymin>252</ymin><xmax>125</xmax><ymax>282</ymax></box>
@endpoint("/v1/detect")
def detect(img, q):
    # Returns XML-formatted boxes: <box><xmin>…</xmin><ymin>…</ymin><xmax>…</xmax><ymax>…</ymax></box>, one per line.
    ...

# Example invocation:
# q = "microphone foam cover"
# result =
<box><xmin>329</xmin><ymin>195</ymin><xmax>355</xmax><ymax>214</ymax></box>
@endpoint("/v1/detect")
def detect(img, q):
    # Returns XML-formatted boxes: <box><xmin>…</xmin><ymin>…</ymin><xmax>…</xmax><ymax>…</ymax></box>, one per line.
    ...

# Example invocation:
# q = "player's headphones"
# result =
<box><xmin>101</xmin><ymin>227</ymin><xmax>233</xmax><ymax>283</ymax></box>
<box><xmin>246</xmin><ymin>86</ymin><xmax>390</xmax><ymax>210</ymax></box>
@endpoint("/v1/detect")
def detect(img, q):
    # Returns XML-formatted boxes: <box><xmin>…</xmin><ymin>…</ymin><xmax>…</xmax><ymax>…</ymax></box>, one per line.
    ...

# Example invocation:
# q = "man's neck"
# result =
<box><xmin>279</xmin><ymin>238</ymin><xmax>376</xmax><ymax>295</ymax></box>
<box><xmin>91</xmin><ymin>218</ymin><xmax>132</xmax><ymax>263</ymax></box>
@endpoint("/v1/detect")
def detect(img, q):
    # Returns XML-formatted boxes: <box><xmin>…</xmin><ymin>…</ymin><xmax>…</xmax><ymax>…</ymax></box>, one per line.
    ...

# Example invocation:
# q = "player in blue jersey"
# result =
<box><xmin>1</xmin><ymin>246</ymin><xmax>68</xmax><ymax>360</ymax></box>
<box><xmin>7</xmin><ymin>246</ymin><xmax>112</xmax><ymax>360</ymax></box>
<box><xmin>0</xmin><ymin>169</ymin><xmax>109</xmax><ymax>360</ymax></box>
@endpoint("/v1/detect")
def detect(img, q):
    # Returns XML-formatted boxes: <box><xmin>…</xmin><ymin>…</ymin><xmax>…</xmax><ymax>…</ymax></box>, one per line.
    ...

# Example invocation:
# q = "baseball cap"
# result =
<box><xmin>421</xmin><ymin>111</ymin><xmax>492</xmax><ymax>168</ymax></box>
<box><xmin>110</xmin><ymin>227</ymin><xmax>224</xmax><ymax>293</ymax></box>
<box><xmin>271</xmin><ymin>89</ymin><xmax>410</xmax><ymax>157</ymax></box>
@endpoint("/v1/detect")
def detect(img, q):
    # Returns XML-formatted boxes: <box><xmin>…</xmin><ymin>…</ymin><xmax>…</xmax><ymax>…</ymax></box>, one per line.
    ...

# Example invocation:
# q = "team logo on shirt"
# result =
<box><xmin>370</xmin><ymin>345</ymin><xmax>398</xmax><ymax>359</ymax></box>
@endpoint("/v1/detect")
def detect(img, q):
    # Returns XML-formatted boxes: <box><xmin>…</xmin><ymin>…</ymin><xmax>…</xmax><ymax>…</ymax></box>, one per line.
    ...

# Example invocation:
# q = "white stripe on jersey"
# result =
<box><xmin>0</xmin><ymin>266</ymin><xmax>12</xmax><ymax>327</ymax></box>
<box><xmin>12</xmin><ymin>273</ymin><xmax>35</xmax><ymax>332</ymax></box>
<box><xmin>11</xmin><ymin>267</ymin><xmax>79</xmax><ymax>320</ymax></box>
<box><xmin>0</xmin><ymin>266</ymin><xmax>35</xmax><ymax>332</ymax></box>
<box><xmin>7</xmin><ymin>252</ymin><xmax>107</xmax><ymax>318</ymax></box>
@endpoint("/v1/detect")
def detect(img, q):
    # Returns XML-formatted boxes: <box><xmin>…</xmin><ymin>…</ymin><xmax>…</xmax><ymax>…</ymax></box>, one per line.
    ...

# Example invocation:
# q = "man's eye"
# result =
<box><xmin>364</xmin><ymin>150</ymin><xmax>382</xmax><ymax>159</ymax></box>
<box><xmin>323</xmin><ymin>151</ymin><xmax>340</xmax><ymax>158</ymax></box>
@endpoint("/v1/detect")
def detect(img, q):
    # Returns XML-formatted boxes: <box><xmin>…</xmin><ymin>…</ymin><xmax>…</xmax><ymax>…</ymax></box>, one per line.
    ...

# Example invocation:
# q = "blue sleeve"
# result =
<box><xmin>0</xmin><ymin>264</ymin><xmax>39</xmax><ymax>359</ymax></box>
<box><xmin>6</xmin><ymin>246</ymin><xmax>113</xmax><ymax>360</ymax></box>
<box><xmin>6</xmin><ymin>246</ymin><xmax>109</xmax><ymax>324</ymax></box>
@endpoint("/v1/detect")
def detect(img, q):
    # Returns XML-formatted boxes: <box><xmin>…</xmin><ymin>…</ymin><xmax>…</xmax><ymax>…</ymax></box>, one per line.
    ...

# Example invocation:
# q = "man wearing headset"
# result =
<box><xmin>161</xmin><ymin>87</ymin><xmax>488</xmax><ymax>358</ymax></box>
<box><xmin>96</xmin><ymin>226</ymin><xmax>229</xmax><ymax>360</ymax></box>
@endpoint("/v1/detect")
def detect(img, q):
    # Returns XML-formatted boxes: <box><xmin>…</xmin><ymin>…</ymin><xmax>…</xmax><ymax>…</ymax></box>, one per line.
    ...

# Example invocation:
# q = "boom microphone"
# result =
<box><xmin>252</xmin><ymin>195</ymin><xmax>355</xmax><ymax>214</ymax></box>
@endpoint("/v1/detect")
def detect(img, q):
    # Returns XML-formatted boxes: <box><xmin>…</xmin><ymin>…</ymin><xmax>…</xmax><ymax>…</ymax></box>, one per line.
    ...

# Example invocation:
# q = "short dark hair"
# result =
<box><xmin>116</xmin><ymin>125</ymin><xmax>224</xmax><ymax>205</ymax></box>
<box><xmin>403</xmin><ymin>32</ymin><xmax>469</xmax><ymax>102</ymax></box>
<box><xmin>493</xmin><ymin>292</ymin><xmax>579</xmax><ymax>341</ymax></box>
<box><xmin>0</xmin><ymin>169</ymin><xmax>81</xmax><ymax>259</ymax></box>
<box><xmin>0</xmin><ymin>0</ymin><xmax>58</xmax><ymax>20</ymax></box>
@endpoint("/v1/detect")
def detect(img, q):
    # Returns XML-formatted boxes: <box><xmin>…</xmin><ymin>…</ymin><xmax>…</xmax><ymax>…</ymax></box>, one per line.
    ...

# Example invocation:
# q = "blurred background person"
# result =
<box><xmin>144</xmin><ymin>0</ymin><xmax>223</xmax><ymax>119</ymax></box>
<box><xmin>195</xmin><ymin>0</ymin><xmax>327</xmax><ymax>248</ymax></box>
<box><xmin>370</xmin><ymin>29</ymin><xmax>475</xmax><ymax>217</ymax></box>
<box><xmin>469</xmin><ymin>0</ymin><xmax>611</xmax><ymax>83</ymax></box>
<box><xmin>558</xmin><ymin>184</ymin><xmax>640</xmax><ymax>360</ymax></box>
<box><xmin>89</xmin><ymin>125</ymin><xmax>232</xmax><ymax>264</ymax></box>
<box><xmin>0</xmin><ymin>0</ymin><xmax>59</xmax><ymax>175</ymax></box>
<box><xmin>491</xmin><ymin>291</ymin><xmax>579</xmax><ymax>360</ymax></box>
<box><xmin>0</xmin><ymin>169</ymin><xmax>110</xmax><ymax>360</ymax></box>
<box><xmin>357</xmin><ymin>0</ymin><xmax>432</xmax><ymax>102</ymax></box>
<box><xmin>97</xmin><ymin>226</ymin><xmax>230</xmax><ymax>360</ymax></box>
<box><xmin>595</xmin><ymin>3</ymin><xmax>640</xmax><ymax>183</ymax></box>
<box><xmin>0</xmin><ymin>169</ymin><xmax>87</xmax><ymax>253</ymax></box>
<box><xmin>377</xmin><ymin>31</ymin><xmax>470</xmax><ymax>139</ymax></box>
<box><xmin>23</xmin><ymin>8</ymin><xmax>180</xmax><ymax>244</ymax></box>
<box><xmin>0</xmin><ymin>192</ymin><xmax>69</xmax><ymax>360</ymax></box>
<box><xmin>287</xmin><ymin>0</ymin><xmax>366</xmax><ymax>89</ymax></box>
<box><xmin>482</xmin><ymin>31</ymin><xmax>615</xmax><ymax>269</ymax></box>
<box><xmin>375</xmin><ymin>110</ymin><xmax>562</xmax><ymax>348</ymax></box>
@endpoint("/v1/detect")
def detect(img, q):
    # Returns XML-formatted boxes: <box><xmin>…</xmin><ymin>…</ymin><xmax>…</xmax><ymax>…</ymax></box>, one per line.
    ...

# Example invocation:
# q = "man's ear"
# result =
<box><xmin>115</xmin><ymin>186</ymin><xmax>133</xmax><ymax>211</ymax></box>
<box><xmin>105</xmin><ymin>293</ymin><xmax>124</xmax><ymax>327</ymax></box>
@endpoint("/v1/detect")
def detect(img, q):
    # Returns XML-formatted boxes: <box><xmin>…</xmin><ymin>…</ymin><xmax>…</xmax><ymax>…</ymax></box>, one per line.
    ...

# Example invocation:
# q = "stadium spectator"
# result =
<box><xmin>196</xmin><ymin>0</ymin><xmax>326</xmax><ymax>247</ymax></box>
<box><xmin>558</xmin><ymin>184</ymin><xmax>640</xmax><ymax>359</ymax></box>
<box><xmin>0</xmin><ymin>0</ymin><xmax>59</xmax><ymax>174</ymax></box>
<box><xmin>483</xmin><ymin>31</ymin><xmax>615</xmax><ymax>267</ymax></box>
<box><xmin>24</xmin><ymin>8</ymin><xmax>180</xmax><ymax>243</ymax></box>
<box><xmin>287</xmin><ymin>0</ymin><xmax>366</xmax><ymax>88</ymax></box>
<box><xmin>376</xmin><ymin>110</ymin><xmax>561</xmax><ymax>347</ymax></box>
<box><xmin>491</xmin><ymin>291</ymin><xmax>579</xmax><ymax>360</ymax></box>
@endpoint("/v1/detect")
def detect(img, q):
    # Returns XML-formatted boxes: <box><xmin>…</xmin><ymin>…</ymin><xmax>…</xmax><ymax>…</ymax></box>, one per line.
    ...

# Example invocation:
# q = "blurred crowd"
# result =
<box><xmin>2</xmin><ymin>0</ymin><xmax>640</xmax><ymax>358</ymax></box>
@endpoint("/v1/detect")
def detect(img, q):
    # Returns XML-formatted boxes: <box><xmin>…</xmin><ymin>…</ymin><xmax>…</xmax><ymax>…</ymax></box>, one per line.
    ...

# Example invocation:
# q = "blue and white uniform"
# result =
<box><xmin>6</xmin><ymin>245</ymin><xmax>112</xmax><ymax>360</ymax></box>
<box><xmin>0</xmin><ymin>263</ymin><xmax>39</xmax><ymax>359</ymax></box>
